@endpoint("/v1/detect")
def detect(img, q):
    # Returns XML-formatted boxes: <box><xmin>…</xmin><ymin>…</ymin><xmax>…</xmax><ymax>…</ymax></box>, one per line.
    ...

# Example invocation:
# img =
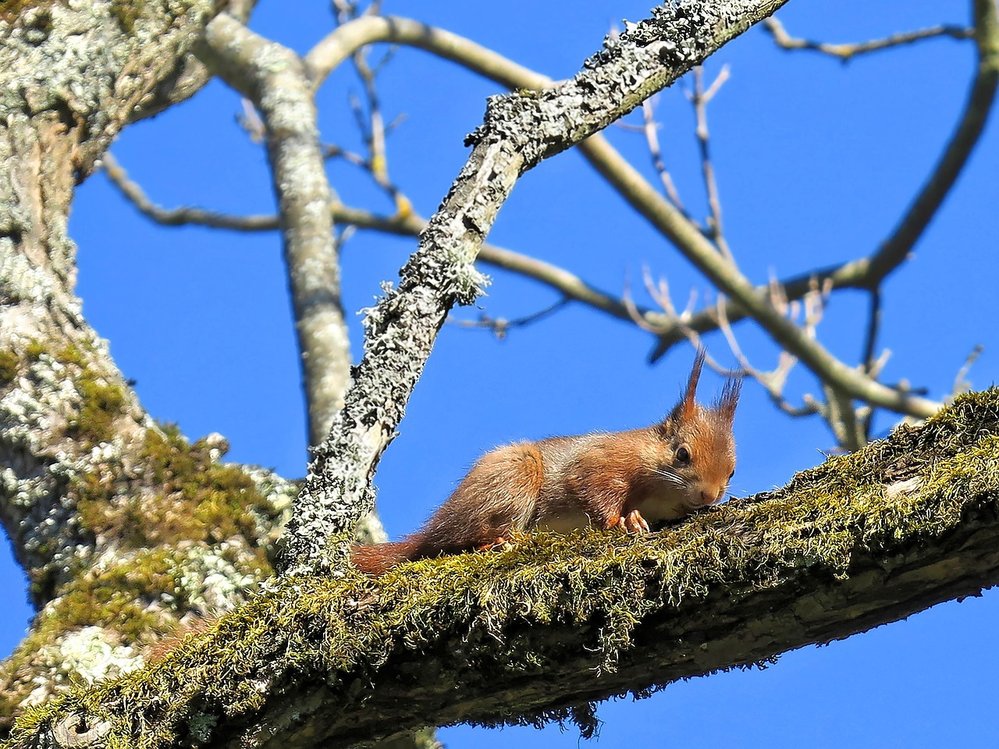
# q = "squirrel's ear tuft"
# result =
<box><xmin>669</xmin><ymin>350</ymin><xmax>705</xmax><ymax>423</ymax></box>
<box><xmin>717</xmin><ymin>376</ymin><xmax>742</xmax><ymax>423</ymax></box>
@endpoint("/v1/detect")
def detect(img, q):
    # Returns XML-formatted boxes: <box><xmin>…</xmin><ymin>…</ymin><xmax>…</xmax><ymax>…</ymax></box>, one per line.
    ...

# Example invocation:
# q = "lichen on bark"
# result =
<box><xmin>5</xmin><ymin>389</ymin><xmax>999</xmax><ymax>749</ymax></box>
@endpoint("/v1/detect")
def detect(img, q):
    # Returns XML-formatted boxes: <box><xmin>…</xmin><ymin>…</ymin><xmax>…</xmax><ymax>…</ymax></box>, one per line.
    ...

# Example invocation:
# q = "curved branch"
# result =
<box><xmin>866</xmin><ymin>0</ymin><xmax>999</xmax><ymax>284</ymax></box>
<box><xmin>303</xmin><ymin>13</ymin><xmax>946</xmax><ymax>418</ymax></box>
<box><xmin>655</xmin><ymin>0</ymin><xmax>999</xmax><ymax>353</ymax></box>
<box><xmin>118</xmin><ymin>9</ymin><xmax>974</xmax><ymax>420</ymax></box>
<box><xmin>330</xmin><ymin>205</ymin><xmax>667</xmax><ymax>327</ymax></box>
<box><xmin>101</xmin><ymin>154</ymin><xmax>281</xmax><ymax>230</ymax></box>
<box><xmin>305</xmin><ymin>17</ymin><xmax>549</xmax><ymax>90</ymax></box>
<box><xmin>98</xmin><ymin>162</ymin><xmax>667</xmax><ymax>334</ymax></box>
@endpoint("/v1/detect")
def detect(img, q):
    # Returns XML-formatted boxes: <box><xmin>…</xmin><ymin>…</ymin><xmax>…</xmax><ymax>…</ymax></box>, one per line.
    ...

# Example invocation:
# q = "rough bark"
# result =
<box><xmin>0</xmin><ymin>0</ymin><xmax>295</xmax><ymax>728</ymax></box>
<box><xmin>3</xmin><ymin>389</ymin><xmax>998</xmax><ymax>749</ymax></box>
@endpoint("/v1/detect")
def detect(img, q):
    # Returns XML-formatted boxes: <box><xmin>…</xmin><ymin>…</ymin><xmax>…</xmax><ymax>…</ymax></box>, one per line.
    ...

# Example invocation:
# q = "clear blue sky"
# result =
<box><xmin>4</xmin><ymin>1</ymin><xmax>998</xmax><ymax>746</ymax></box>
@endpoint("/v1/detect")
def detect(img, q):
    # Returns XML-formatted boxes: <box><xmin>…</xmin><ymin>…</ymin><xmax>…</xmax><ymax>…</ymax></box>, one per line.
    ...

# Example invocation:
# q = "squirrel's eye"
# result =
<box><xmin>676</xmin><ymin>445</ymin><xmax>691</xmax><ymax>464</ymax></box>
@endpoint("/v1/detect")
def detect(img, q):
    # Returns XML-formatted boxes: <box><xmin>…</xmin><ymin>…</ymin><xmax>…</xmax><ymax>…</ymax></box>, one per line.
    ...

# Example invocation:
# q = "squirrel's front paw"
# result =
<box><xmin>620</xmin><ymin>509</ymin><xmax>651</xmax><ymax>535</ymax></box>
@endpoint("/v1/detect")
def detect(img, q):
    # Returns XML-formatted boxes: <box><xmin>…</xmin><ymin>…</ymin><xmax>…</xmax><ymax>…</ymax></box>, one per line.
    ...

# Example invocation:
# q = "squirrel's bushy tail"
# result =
<box><xmin>351</xmin><ymin>538</ymin><xmax>423</xmax><ymax>575</ymax></box>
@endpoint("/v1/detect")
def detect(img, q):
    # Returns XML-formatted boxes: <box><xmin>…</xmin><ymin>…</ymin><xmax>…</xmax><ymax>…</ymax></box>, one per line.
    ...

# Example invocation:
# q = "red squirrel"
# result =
<box><xmin>352</xmin><ymin>353</ymin><xmax>739</xmax><ymax>574</ymax></box>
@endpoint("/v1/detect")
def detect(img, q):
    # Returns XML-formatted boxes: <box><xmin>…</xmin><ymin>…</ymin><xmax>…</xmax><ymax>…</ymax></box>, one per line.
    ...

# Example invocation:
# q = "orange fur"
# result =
<box><xmin>353</xmin><ymin>353</ymin><xmax>739</xmax><ymax>575</ymax></box>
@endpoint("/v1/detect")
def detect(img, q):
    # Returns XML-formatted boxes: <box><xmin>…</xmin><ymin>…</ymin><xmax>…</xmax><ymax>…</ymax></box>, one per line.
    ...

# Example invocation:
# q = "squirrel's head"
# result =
<box><xmin>655</xmin><ymin>352</ymin><xmax>740</xmax><ymax>510</ymax></box>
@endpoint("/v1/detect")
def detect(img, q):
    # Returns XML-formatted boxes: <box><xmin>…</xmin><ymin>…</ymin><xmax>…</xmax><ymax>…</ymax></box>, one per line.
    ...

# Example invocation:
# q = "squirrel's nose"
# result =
<box><xmin>699</xmin><ymin>490</ymin><xmax>714</xmax><ymax>505</ymax></box>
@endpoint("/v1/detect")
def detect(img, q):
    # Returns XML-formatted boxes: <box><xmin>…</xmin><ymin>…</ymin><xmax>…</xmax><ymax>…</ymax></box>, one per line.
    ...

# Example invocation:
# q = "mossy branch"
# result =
<box><xmin>6</xmin><ymin>390</ymin><xmax>999</xmax><ymax>749</ymax></box>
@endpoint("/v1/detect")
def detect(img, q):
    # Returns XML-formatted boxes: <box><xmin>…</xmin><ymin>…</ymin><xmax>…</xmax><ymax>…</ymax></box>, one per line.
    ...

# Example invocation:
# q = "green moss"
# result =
<box><xmin>0</xmin><ymin>549</ymin><xmax>185</xmax><ymax>724</ymax></box>
<box><xmin>8</xmin><ymin>390</ymin><xmax>999</xmax><ymax>748</ymax></box>
<box><xmin>66</xmin><ymin>377</ymin><xmax>126</xmax><ymax>447</ymax></box>
<box><xmin>73</xmin><ymin>425</ymin><xmax>278</xmax><ymax>563</ymax></box>
<box><xmin>109</xmin><ymin>0</ymin><xmax>141</xmax><ymax>32</ymax></box>
<box><xmin>0</xmin><ymin>0</ymin><xmax>61</xmax><ymax>24</ymax></box>
<box><xmin>21</xmin><ymin>340</ymin><xmax>87</xmax><ymax>366</ymax></box>
<box><xmin>0</xmin><ymin>350</ymin><xmax>19</xmax><ymax>385</ymax></box>
<box><xmin>13</xmin><ymin>339</ymin><xmax>126</xmax><ymax>447</ymax></box>
<box><xmin>23</xmin><ymin>339</ymin><xmax>45</xmax><ymax>361</ymax></box>
<box><xmin>55</xmin><ymin>344</ymin><xmax>86</xmax><ymax>367</ymax></box>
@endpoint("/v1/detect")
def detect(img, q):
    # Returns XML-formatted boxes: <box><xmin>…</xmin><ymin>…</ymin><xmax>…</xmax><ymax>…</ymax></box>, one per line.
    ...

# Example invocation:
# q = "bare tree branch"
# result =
<box><xmin>306</xmin><ymin>13</ymin><xmax>946</xmax><ymax>419</ymax></box>
<box><xmin>98</xmin><ymin>163</ymin><xmax>670</xmax><ymax>336</ymax></box>
<box><xmin>639</xmin><ymin>97</ymin><xmax>688</xmax><ymax>212</ymax></box>
<box><xmin>195</xmin><ymin>16</ymin><xmax>351</xmax><ymax>450</ymax></box>
<box><xmin>865</xmin><ymin>0</ymin><xmax>999</xmax><ymax>285</ymax></box>
<box><xmin>448</xmin><ymin>300</ymin><xmax>570</xmax><ymax>339</ymax></box>
<box><xmin>101</xmin><ymin>153</ymin><xmax>281</xmax><ymax>230</ymax></box>
<box><xmin>690</xmin><ymin>64</ymin><xmax>733</xmax><ymax>259</ymax></box>
<box><xmin>115</xmin><ymin>10</ymin><xmax>964</xmax><ymax>423</ymax></box>
<box><xmin>859</xmin><ymin>289</ymin><xmax>884</xmax><ymax>440</ymax></box>
<box><xmin>656</xmin><ymin>0</ymin><xmax>998</xmax><ymax>355</ymax></box>
<box><xmin>763</xmin><ymin>16</ymin><xmax>973</xmax><ymax>61</ymax></box>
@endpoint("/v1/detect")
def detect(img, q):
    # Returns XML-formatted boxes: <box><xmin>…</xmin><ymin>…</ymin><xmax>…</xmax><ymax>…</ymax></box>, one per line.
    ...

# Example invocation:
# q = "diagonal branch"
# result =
<box><xmin>865</xmin><ymin>0</ymin><xmax>999</xmax><ymax>285</ymax></box>
<box><xmin>305</xmin><ymin>13</ymin><xmax>946</xmax><ymax>418</ymax></box>
<box><xmin>578</xmin><ymin>132</ymin><xmax>941</xmax><ymax>417</ymax></box>
<box><xmin>653</xmin><ymin>0</ymin><xmax>999</xmax><ymax>355</ymax></box>
<box><xmin>112</xmin><ymin>9</ymin><xmax>980</xmax><ymax>422</ymax></box>
<box><xmin>6</xmin><ymin>390</ymin><xmax>999</xmax><ymax>749</ymax></box>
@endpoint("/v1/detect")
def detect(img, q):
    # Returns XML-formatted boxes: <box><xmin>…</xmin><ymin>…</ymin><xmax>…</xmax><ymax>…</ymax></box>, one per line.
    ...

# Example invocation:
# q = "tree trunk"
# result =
<box><xmin>0</xmin><ymin>0</ymin><xmax>293</xmax><ymax>725</ymax></box>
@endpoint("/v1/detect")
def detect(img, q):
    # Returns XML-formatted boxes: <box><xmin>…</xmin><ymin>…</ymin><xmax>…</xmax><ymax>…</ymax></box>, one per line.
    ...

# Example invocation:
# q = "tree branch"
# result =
<box><xmin>579</xmin><ymin>132</ymin><xmax>941</xmax><ymax>418</ymax></box>
<box><xmin>653</xmin><ymin>0</ymin><xmax>999</xmax><ymax>355</ymax></box>
<box><xmin>101</xmin><ymin>154</ymin><xmax>670</xmax><ymax>330</ymax></box>
<box><xmin>763</xmin><ymin>16</ymin><xmax>973</xmax><ymax>61</ymax></box>
<box><xmin>110</xmin><ymin>7</ymin><xmax>976</xmax><ymax>422</ymax></box>
<box><xmin>100</xmin><ymin>154</ymin><xmax>282</xmax><ymax>230</ymax></box>
<box><xmin>7</xmin><ymin>390</ymin><xmax>999</xmax><ymax>749</ymax></box>
<box><xmin>865</xmin><ymin>0</ymin><xmax>999</xmax><ymax>285</ymax></box>
<box><xmin>195</xmin><ymin>16</ymin><xmax>351</xmax><ymax>450</ymax></box>
<box><xmin>305</xmin><ymin>12</ymin><xmax>946</xmax><ymax>419</ymax></box>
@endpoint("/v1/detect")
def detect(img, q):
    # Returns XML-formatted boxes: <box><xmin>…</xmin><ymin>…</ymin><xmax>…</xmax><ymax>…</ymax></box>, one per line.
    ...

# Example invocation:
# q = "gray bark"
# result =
<box><xmin>0</xmin><ymin>0</ymin><xmax>293</xmax><ymax>726</ymax></box>
<box><xmin>194</xmin><ymin>16</ymin><xmax>353</xmax><ymax>451</ymax></box>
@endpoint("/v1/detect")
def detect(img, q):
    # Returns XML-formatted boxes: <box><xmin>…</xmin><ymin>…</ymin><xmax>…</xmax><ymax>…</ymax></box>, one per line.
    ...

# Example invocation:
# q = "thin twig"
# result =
<box><xmin>858</xmin><ymin>290</ymin><xmax>883</xmax><ymax>440</ymax></box>
<box><xmin>763</xmin><ymin>16</ymin><xmax>973</xmax><ymax>62</ymax></box>
<box><xmin>639</xmin><ymin>97</ymin><xmax>687</xmax><ymax>212</ymax></box>
<box><xmin>952</xmin><ymin>344</ymin><xmax>985</xmax><ymax>397</ymax></box>
<box><xmin>101</xmin><ymin>162</ymin><xmax>666</xmax><ymax>332</ymax></box>
<box><xmin>101</xmin><ymin>153</ymin><xmax>281</xmax><ymax>230</ymax></box>
<box><xmin>449</xmin><ymin>300</ymin><xmax>571</xmax><ymax>340</ymax></box>
<box><xmin>716</xmin><ymin>288</ymin><xmax>820</xmax><ymax>419</ymax></box>
<box><xmin>689</xmin><ymin>65</ymin><xmax>733</xmax><ymax>261</ymax></box>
